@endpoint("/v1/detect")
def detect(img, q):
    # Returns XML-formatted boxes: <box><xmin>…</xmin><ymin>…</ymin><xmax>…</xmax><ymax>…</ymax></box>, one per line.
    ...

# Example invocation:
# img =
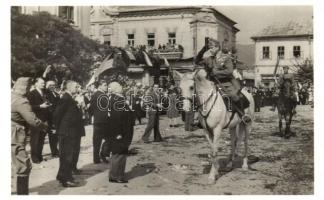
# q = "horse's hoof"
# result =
<box><xmin>290</xmin><ymin>132</ymin><xmax>297</xmax><ymax>137</ymax></box>
<box><xmin>207</xmin><ymin>178</ymin><xmax>216</xmax><ymax>185</ymax></box>
<box><xmin>242</xmin><ymin>164</ymin><xmax>249</xmax><ymax>171</ymax></box>
<box><xmin>284</xmin><ymin>135</ymin><xmax>291</xmax><ymax>139</ymax></box>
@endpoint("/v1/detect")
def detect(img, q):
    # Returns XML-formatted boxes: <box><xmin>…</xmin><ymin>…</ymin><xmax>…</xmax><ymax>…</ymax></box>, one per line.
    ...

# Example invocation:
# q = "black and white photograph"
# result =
<box><xmin>3</xmin><ymin>0</ymin><xmax>322</xmax><ymax>198</ymax></box>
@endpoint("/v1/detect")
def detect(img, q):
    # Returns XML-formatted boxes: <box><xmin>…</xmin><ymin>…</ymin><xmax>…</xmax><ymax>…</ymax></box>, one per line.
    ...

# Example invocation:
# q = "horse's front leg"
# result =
<box><xmin>226</xmin><ymin>127</ymin><xmax>236</xmax><ymax>170</ymax></box>
<box><xmin>208</xmin><ymin>125</ymin><xmax>222</xmax><ymax>184</ymax></box>
<box><xmin>278</xmin><ymin>113</ymin><xmax>283</xmax><ymax>137</ymax></box>
<box><xmin>242</xmin><ymin>124</ymin><xmax>250</xmax><ymax>170</ymax></box>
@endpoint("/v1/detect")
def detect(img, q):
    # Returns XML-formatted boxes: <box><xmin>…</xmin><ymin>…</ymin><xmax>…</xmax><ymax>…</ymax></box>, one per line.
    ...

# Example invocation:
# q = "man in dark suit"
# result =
<box><xmin>53</xmin><ymin>80</ymin><xmax>85</xmax><ymax>187</ymax></box>
<box><xmin>107</xmin><ymin>82</ymin><xmax>135</xmax><ymax>183</ymax></box>
<box><xmin>141</xmin><ymin>83</ymin><xmax>163</xmax><ymax>143</ymax></box>
<box><xmin>89</xmin><ymin>80</ymin><xmax>109</xmax><ymax>164</ymax></box>
<box><xmin>45</xmin><ymin>80</ymin><xmax>60</xmax><ymax>157</ymax></box>
<box><xmin>27</xmin><ymin>77</ymin><xmax>51</xmax><ymax>163</ymax></box>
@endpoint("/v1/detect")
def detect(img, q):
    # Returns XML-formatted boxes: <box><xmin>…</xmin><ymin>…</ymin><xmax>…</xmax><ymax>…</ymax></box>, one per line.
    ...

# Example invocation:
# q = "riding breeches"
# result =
<box><xmin>11</xmin><ymin>125</ymin><xmax>32</xmax><ymax>177</ymax></box>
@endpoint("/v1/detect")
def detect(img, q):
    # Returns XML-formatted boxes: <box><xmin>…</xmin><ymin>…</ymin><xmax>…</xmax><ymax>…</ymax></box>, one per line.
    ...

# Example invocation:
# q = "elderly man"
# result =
<box><xmin>45</xmin><ymin>80</ymin><xmax>60</xmax><ymax>157</ymax></box>
<box><xmin>107</xmin><ymin>82</ymin><xmax>135</xmax><ymax>183</ymax></box>
<box><xmin>53</xmin><ymin>80</ymin><xmax>85</xmax><ymax>187</ymax></box>
<box><xmin>197</xmin><ymin>38</ymin><xmax>251</xmax><ymax>123</ymax></box>
<box><xmin>12</xmin><ymin>77</ymin><xmax>48</xmax><ymax>194</ymax></box>
<box><xmin>27</xmin><ymin>77</ymin><xmax>51</xmax><ymax>163</ymax></box>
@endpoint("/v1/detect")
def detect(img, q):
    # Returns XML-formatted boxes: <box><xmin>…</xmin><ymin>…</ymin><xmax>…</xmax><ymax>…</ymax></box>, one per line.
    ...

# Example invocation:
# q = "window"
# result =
<box><xmin>103</xmin><ymin>35</ymin><xmax>111</xmax><ymax>46</ymax></box>
<box><xmin>262</xmin><ymin>46</ymin><xmax>270</xmax><ymax>59</ymax></box>
<box><xmin>293</xmin><ymin>46</ymin><xmax>301</xmax><ymax>58</ymax></box>
<box><xmin>147</xmin><ymin>33</ymin><xmax>155</xmax><ymax>47</ymax></box>
<box><xmin>168</xmin><ymin>33</ymin><xmax>176</xmax><ymax>45</ymax></box>
<box><xmin>58</xmin><ymin>6</ymin><xmax>74</xmax><ymax>22</ymax></box>
<box><xmin>127</xmin><ymin>34</ymin><xmax>135</xmax><ymax>46</ymax></box>
<box><xmin>278</xmin><ymin>46</ymin><xmax>285</xmax><ymax>59</ymax></box>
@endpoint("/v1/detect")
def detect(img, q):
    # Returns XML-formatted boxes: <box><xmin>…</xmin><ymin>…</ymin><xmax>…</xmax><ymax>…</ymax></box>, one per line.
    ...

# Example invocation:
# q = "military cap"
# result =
<box><xmin>13</xmin><ymin>77</ymin><xmax>32</xmax><ymax>95</ymax></box>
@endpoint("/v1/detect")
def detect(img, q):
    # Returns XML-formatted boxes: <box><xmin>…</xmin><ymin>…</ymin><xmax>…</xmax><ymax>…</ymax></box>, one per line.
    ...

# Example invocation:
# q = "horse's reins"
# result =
<box><xmin>192</xmin><ymin>80</ymin><xmax>235</xmax><ymax>133</ymax></box>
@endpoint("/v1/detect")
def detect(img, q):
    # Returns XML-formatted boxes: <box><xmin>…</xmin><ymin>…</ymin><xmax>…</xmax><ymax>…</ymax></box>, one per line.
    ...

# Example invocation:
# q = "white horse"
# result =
<box><xmin>175</xmin><ymin>69</ymin><xmax>255</xmax><ymax>184</ymax></box>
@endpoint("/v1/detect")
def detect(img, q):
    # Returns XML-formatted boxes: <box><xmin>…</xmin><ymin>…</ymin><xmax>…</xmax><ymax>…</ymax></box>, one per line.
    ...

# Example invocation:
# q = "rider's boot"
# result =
<box><xmin>233</xmin><ymin>92</ymin><xmax>251</xmax><ymax>124</ymax></box>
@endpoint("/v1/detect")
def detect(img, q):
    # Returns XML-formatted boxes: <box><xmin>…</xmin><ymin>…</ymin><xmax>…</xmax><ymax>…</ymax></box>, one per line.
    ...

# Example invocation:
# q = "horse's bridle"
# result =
<box><xmin>183</xmin><ymin>81</ymin><xmax>218</xmax><ymax>120</ymax></box>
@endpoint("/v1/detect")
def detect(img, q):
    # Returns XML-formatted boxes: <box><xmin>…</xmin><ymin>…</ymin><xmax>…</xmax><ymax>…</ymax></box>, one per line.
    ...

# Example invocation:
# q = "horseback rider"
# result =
<box><xmin>197</xmin><ymin>38</ymin><xmax>251</xmax><ymax>123</ymax></box>
<box><xmin>277</xmin><ymin>65</ymin><xmax>298</xmax><ymax>114</ymax></box>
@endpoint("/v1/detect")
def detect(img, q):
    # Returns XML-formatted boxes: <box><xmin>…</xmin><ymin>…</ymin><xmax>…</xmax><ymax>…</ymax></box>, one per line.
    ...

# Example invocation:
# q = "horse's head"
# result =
<box><xmin>175</xmin><ymin>69</ymin><xmax>206</xmax><ymax>111</ymax></box>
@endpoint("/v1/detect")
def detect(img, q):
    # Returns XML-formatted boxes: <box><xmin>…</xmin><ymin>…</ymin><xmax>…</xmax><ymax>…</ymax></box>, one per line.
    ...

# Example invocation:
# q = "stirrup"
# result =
<box><xmin>242</xmin><ymin>114</ymin><xmax>252</xmax><ymax>125</ymax></box>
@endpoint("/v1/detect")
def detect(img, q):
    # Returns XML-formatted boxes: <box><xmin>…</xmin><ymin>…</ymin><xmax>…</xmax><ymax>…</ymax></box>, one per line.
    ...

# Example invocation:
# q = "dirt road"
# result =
<box><xmin>14</xmin><ymin>105</ymin><xmax>313</xmax><ymax>195</ymax></box>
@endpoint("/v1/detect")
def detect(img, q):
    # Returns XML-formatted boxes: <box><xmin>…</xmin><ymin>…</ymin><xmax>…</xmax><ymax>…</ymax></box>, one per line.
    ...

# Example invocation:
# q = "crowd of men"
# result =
<box><xmin>11</xmin><ymin>69</ymin><xmax>193</xmax><ymax>194</ymax></box>
<box><xmin>11</xmin><ymin>75</ymin><xmax>142</xmax><ymax>194</ymax></box>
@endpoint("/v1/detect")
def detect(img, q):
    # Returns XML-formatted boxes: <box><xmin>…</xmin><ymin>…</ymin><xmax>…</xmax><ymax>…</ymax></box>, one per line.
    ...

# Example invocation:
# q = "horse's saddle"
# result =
<box><xmin>219</xmin><ymin>88</ymin><xmax>250</xmax><ymax>114</ymax></box>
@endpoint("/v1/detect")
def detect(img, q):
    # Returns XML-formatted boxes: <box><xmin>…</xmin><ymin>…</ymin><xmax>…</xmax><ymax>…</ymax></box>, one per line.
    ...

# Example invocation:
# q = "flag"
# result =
<box><xmin>163</xmin><ymin>57</ymin><xmax>170</xmax><ymax>67</ymax></box>
<box><xmin>94</xmin><ymin>58</ymin><xmax>114</xmax><ymax>78</ymax></box>
<box><xmin>86</xmin><ymin>73</ymin><xmax>96</xmax><ymax>88</ymax></box>
<box><xmin>142</xmin><ymin>51</ymin><xmax>153</xmax><ymax>67</ymax></box>
<box><xmin>125</xmin><ymin>50</ymin><xmax>136</xmax><ymax>61</ymax></box>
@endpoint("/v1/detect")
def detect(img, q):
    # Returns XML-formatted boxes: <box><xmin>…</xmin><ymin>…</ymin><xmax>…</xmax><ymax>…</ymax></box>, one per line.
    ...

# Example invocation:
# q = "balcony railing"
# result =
<box><xmin>153</xmin><ymin>51</ymin><xmax>183</xmax><ymax>60</ymax></box>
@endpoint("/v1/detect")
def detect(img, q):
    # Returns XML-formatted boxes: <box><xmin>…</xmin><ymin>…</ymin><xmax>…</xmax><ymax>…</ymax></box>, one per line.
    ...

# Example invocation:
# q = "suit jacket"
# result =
<box><xmin>27</xmin><ymin>89</ymin><xmax>49</xmax><ymax>122</ymax></box>
<box><xmin>53</xmin><ymin>93</ymin><xmax>85</xmax><ymax>137</ymax></box>
<box><xmin>45</xmin><ymin>90</ymin><xmax>60</xmax><ymax>125</ymax></box>
<box><xmin>107</xmin><ymin>93</ymin><xmax>135</xmax><ymax>154</ymax></box>
<box><xmin>89</xmin><ymin>90</ymin><xmax>110</xmax><ymax>125</ymax></box>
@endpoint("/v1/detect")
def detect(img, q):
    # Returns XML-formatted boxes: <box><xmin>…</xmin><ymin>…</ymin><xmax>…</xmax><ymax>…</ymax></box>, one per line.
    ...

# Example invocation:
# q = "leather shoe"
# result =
<box><xmin>109</xmin><ymin>178</ymin><xmax>128</xmax><ymax>183</ymax></box>
<box><xmin>94</xmin><ymin>160</ymin><xmax>101</xmax><ymax>164</ymax></box>
<box><xmin>72</xmin><ymin>169</ymin><xmax>82</xmax><ymax>175</ymax></box>
<box><xmin>60</xmin><ymin>180</ymin><xmax>80</xmax><ymax>187</ymax></box>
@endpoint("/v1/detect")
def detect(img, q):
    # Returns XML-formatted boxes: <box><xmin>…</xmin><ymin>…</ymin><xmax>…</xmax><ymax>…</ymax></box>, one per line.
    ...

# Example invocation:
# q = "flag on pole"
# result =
<box><xmin>273</xmin><ymin>55</ymin><xmax>280</xmax><ymax>84</ymax></box>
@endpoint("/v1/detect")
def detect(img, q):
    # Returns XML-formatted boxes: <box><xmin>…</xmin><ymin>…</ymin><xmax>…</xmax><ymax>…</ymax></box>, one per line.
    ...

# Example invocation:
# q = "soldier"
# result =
<box><xmin>277</xmin><ymin>65</ymin><xmax>298</xmax><ymax>114</ymax></box>
<box><xmin>198</xmin><ymin>38</ymin><xmax>251</xmax><ymax>123</ymax></box>
<box><xmin>11</xmin><ymin>77</ymin><xmax>48</xmax><ymax>195</ymax></box>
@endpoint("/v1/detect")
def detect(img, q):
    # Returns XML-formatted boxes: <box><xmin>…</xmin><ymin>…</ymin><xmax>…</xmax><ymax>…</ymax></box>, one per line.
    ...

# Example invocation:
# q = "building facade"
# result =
<box><xmin>19</xmin><ymin>6</ymin><xmax>91</xmax><ymax>37</ymax></box>
<box><xmin>90</xmin><ymin>6</ymin><xmax>239</xmax><ymax>85</ymax></box>
<box><xmin>251</xmin><ymin>20</ymin><xmax>313</xmax><ymax>88</ymax></box>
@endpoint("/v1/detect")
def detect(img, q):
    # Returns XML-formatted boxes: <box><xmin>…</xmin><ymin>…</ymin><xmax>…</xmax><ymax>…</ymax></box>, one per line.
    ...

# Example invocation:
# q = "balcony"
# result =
<box><xmin>153</xmin><ymin>51</ymin><xmax>183</xmax><ymax>60</ymax></box>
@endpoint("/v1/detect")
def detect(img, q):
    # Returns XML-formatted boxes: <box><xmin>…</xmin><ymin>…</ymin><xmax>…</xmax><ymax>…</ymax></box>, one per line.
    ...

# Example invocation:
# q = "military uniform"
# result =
<box><xmin>11</xmin><ymin>77</ymin><xmax>47</xmax><ymax>195</ymax></box>
<box><xmin>198</xmin><ymin>38</ymin><xmax>250</xmax><ymax>122</ymax></box>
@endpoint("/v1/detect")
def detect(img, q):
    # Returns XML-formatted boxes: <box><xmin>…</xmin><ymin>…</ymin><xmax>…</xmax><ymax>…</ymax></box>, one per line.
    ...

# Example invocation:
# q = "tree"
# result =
<box><xmin>11</xmin><ymin>8</ymin><xmax>103</xmax><ymax>85</ymax></box>
<box><xmin>293</xmin><ymin>58</ymin><xmax>313</xmax><ymax>84</ymax></box>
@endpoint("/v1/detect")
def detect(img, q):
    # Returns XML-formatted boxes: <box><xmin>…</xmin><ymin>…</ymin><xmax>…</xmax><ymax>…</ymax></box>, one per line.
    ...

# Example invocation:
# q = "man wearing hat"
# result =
<box><xmin>197</xmin><ymin>38</ymin><xmax>251</xmax><ymax>122</ymax></box>
<box><xmin>11</xmin><ymin>77</ymin><xmax>48</xmax><ymax>194</ymax></box>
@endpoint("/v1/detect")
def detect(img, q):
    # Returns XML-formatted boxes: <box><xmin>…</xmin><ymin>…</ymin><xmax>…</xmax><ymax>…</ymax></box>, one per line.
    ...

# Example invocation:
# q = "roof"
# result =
<box><xmin>251</xmin><ymin>19</ymin><xmax>313</xmax><ymax>40</ymax></box>
<box><xmin>104</xmin><ymin>6</ymin><xmax>238</xmax><ymax>27</ymax></box>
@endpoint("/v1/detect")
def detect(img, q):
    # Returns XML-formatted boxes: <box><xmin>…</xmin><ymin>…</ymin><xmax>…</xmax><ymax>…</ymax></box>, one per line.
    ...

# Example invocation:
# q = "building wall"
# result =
<box><xmin>21</xmin><ymin>6</ymin><xmax>90</xmax><ymax>37</ymax></box>
<box><xmin>115</xmin><ymin>14</ymin><xmax>194</xmax><ymax>58</ymax></box>
<box><xmin>90</xmin><ymin>8</ymin><xmax>238</xmax><ymax>59</ymax></box>
<box><xmin>254</xmin><ymin>37</ymin><xmax>313</xmax><ymax>87</ymax></box>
